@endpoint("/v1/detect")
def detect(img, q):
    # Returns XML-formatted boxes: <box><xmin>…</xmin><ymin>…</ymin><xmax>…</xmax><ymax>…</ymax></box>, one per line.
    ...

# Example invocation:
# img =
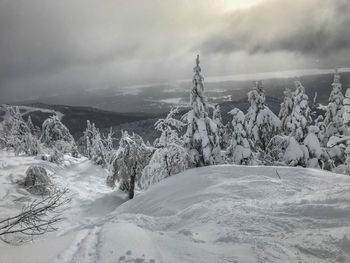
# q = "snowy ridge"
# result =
<box><xmin>1</xmin><ymin>104</ymin><xmax>64</xmax><ymax>120</ymax></box>
<box><xmin>2</xmin><ymin>153</ymin><xmax>350</xmax><ymax>263</ymax></box>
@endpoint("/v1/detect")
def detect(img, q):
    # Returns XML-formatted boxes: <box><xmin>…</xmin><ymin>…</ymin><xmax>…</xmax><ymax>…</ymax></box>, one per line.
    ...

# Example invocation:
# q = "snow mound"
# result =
<box><xmin>2</xmin><ymin>163</ymin><xmax>350</xmax><ymax>263</ymax></box>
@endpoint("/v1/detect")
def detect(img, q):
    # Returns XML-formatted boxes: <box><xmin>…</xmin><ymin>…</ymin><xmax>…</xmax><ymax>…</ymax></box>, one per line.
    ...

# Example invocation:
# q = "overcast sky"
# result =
<box><xmin>1</xmin><ymin>0</ymin><xmax>350</xmax><ymax>103</ymax></box>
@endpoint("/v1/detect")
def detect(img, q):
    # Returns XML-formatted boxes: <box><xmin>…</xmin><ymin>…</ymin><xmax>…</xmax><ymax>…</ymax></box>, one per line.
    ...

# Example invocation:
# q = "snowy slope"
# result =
<box><xmin>1</xmin><ymin>153</ymin><xmax>350</xmax><ymax>262</ymax></box>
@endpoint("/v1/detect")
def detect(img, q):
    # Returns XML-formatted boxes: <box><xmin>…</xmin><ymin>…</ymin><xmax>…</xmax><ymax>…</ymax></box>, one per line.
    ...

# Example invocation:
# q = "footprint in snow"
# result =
<box><xmin>118</xmin><ymin>250</ymin><xmax>156</xmax><ymax>263</ymax></box>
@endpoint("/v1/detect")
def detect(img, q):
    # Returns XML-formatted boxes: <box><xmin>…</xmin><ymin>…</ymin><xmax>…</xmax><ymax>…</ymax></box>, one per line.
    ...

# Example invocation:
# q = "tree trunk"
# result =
<box><xmin>129</xmin><ymin>164</ymin><xmax>137</xmax><ymax>199</ymax></box>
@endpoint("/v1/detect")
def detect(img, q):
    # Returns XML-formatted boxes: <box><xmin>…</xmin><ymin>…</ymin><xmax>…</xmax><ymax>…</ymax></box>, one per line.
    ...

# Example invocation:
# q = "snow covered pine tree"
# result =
<box><xmin>245</xmin><ymin>81</ymin><xmax>281</xmax><ymax>152</ymax></box>
<box><xmin>106</xmin><ymin>131</ymin><xmax>153</xmax><ymax>199</ymax></box>
<box><xmin>226</xmin><ymin>108</ymin><xmax>253</xmax><ymax>165</ymax></box>
<box><xmin>141</xmin><ymin>107</ymin><xmax>188</xmax><ymax>189</ymax></box>
<box><xmin>288</xmin><ymin>80</ymin><xmax>312</xmax><ymax>142</ymax></box>
<box><xmin>182</xmin><ymin>55</ymin><xmax>221</xmax><ymax>167</ymax></box>
<box><xmin>324</xmin><ymin>69</ymin><xmax>347</xmax><ymax>140</ymax></box>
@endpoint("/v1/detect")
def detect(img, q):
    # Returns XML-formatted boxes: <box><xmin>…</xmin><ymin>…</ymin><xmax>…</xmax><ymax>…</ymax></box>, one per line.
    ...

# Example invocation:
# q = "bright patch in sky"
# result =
<box><xmin>222</xmin><ymin>0</ymin><xmax>262</xmax><ymax>11</ymax></box>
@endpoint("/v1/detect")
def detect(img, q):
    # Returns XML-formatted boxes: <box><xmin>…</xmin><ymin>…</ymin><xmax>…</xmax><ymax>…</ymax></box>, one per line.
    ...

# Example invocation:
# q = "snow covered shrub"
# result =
<box><xmin>141</xmin><ymin>108</ymin><xmax>188</xmax><ymax>189</ymax></box>
<box><xmin>265</xmin><ymin>135</ymin><xmax>289</xmax><ymax>165</ymax></box>
<box><xmin>303</xmin><ymin>126</ymin><xmax>321</xmax><ymax>168</ymax></box>
<box><xmin>48</xmin><ymin>147</ymin><xmax>64</xmax><ymax>164</ymax></box>
<box><xmin>182</xmin><ymin>55</ymin><xmax>221</xmax><ymax>167</ymax></box>
<box><xmin>106</xmin><ymin>131</ymin><xmax>153</xmax><ymax>198</ymax></box>
<box><xmin>283</xmin><ymin>136</ymin><xmax>309</xmax><ymax>167</ymax></box>
<box><xmin>226</xmin><ymin>108</ymin><xmax>253</xmax><ymax>165</ymax></box>
<box><xmin>23</xmin><ymin>133</ymin><xmax>42</xmax><ymax>156</ymax></box>
<box><xmin>41</xmin><ymin>115</ymin><xmax>75</xmax><ymax>153</ymax></box>
<box><xmin>24</xmin><ymin>166</ymin><xmax>52</xmax><ymax>195</ymax></box>
<box><xmin>245</xmin><ymin>81</ymin><xmax>281</xmax><ymax>151</ymax></box>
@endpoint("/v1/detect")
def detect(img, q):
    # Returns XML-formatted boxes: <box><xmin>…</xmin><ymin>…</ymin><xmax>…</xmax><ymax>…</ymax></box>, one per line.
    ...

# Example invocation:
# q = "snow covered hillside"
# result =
<box><xmin>1</xmin><ymin>151</ymin><xmax>350</xmax><ymax>263</ymax></box>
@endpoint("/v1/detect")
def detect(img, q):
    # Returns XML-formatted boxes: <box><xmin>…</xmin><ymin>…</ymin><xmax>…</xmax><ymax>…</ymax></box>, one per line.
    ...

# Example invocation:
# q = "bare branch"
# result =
<box><xmin>0</xmin><ymin>188</ymin><xmax>70</xmax><ymax>243</ymax></box>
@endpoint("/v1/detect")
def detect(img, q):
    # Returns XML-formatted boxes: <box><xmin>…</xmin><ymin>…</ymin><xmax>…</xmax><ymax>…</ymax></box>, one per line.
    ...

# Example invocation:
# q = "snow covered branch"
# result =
<box><xmin>0</xmin><ymin>188</ymin><xmax>70</xmax><ymax>243</ymax></box>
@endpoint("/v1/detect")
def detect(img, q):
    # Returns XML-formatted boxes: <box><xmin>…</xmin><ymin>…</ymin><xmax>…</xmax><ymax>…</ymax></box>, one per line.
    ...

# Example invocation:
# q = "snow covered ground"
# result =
<box><xmin>1</xmin><ymin>150</ymin><xmax>350</xmax><ymax>262</ymax></box>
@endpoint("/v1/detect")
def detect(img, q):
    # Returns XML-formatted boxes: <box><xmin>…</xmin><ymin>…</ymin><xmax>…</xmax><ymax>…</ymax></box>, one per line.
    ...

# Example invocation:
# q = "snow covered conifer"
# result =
<box><xmin>288</xmin><ymin>80</ymin><xmax>312</xmax><ymax>142</ymax></box>
<box><xmin>107</xmin><ymin>131</ymin><xmax>153</xmax><ymax>199</ymax></box>
<box><xmin>226</xmin><ymin>108</ymin><xmax>253</xmax><ymax>165</ymax></box>
<box><xmin>213</xmin><ymin>105</ymin><xmax>226</xmax><ymax>148</ymax></box>
<box><xmin>343</xmin><ymin>88</ymin><xmax>350</xmax><ymax>126</ymax></box>
<box><xmin>283</xmin><ymin>136</ymin><xmax>309</xmax><ymax>167</ymax></box>
<box><xmin>41</xmin><ymin>115</ymin><xmax>75</xmax><ymax>153</ymax></box>
<box><xmin>141</xmin><ymin>108</ymin><xmax>187</xmax><ymax>189</ymax></box>
<box><xmin>315</xmin><ymin>115</ymin><xmax>327</xmax><ymax>146</ymax></box>
<box><xmin>324</xmin><ymin>69</ymin><xmax>346</xmax><ymax>139</ymax></box>
<box><xmin>26</xmin><ymin>116</ymin><xmax>40</xmax><ymax>138</ymax></box>
<box><xmin>245</xmin><ymin>81</ymin><xmax>281</xmax><ymax>151</ymax></box>
<box><xmin>1</xmin><ymin>106</ymin><xmax>32</xmax><ymax>155</ymax></box>
<box><xmin>279</xmin><ymin>88</ymin><xmax>293</xmax><ymax>134</ymax></box>
<box><xmin>182</xmin><ymin>55</ymin><xmax>221</xmax><ymax>167</ymax></box>
<box><xmin>303</xmin><ymin>126</ymin><xmax>321</xmax><ymax>168</ymax></box>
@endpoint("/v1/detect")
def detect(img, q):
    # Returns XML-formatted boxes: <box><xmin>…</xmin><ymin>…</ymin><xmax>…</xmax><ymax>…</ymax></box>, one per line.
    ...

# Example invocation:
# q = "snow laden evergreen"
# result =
<box><xmin>0</xmin><ymin>106</ymin><xmax>41</xmax><ymax>156</ymax></box>
<box><xmin>283</xmin><ymin>136</ymin><xmax>309</xmax><ymax>167</ymax></box>
<box><xmin>303</xmin><ymin>126</ymin><xmax>322</xmax><ymax>168</ymax></box>
<box><xmin>245</xmin><ymin>81</ymin><xmax>281</xmax><ymax>151</ymax></box>
<box><xmin>41</xmin><ymin>115</ymin><xmax>75</xmax><ymax>154</ymax></box>
<box><xmin>315</xmin><ymin>115</ymin><xmax>327</xmax><ymax>146</ymax></box>
<box><xmin>324</xmin><ymin>70</ymin><xmax>346</xmax><ymax>140</ymax></box>
<box><xmin>343</xmin><ymin>88</ymin><xmax>350</xmax><ymax>126</ymax></box>
<box><xmin>182</xmin><ymin>55</ymin><xmax>221</xmax><ymax>167</ymax></box>
<box><xmin>141</xmin><ymin>108</ymin><xmax>188</xmax><ymax>190</ymax></box>
<box><xmin>288</xmin><ymin>81</ymin><xmax>312</xmax><ymax>142</ymax></box>
<box><xmin>279</xmin><ymin>88</ymin><xmax>293</xmax><ymax>134</ymax></box>
<box><xmin>212</xmin><ymin>105</ymin><xmax>226</xmax><ymax>148</ymax></box>
<box><xmin>106</xmin><ymin>131</ymin><xmax>153</xmax><ymax>199</ymax></box>
<box><xmin>79</xmin><ymin>121</ymin><xmax>115</xmax><ymax>168</ymax></box>
<box><xmin>226</xmin><ymin>108</ymin><xmax>253</xmax><ymax>165</ymax></box>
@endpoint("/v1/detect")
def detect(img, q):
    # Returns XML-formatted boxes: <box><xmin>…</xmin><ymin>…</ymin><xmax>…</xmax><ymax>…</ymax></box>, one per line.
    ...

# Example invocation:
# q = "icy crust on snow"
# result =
<box><xmin>2</xmin><ymin>159</ymin><xmax>350</xmax><ymax>262</ymax></box>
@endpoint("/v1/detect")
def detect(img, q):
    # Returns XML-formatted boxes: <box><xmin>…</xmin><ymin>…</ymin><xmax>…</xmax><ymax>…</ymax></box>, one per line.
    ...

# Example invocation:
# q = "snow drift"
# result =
<box><xmin>2</xmin><ymin>158</ymin><xmax>350</xmax><ymax>263</ymax></box>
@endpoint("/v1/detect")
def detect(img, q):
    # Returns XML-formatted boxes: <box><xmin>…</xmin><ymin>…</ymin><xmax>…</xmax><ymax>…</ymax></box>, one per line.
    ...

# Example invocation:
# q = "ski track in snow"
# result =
<box><xmin>2</xmin><ymin>152</ymin><xmax>350</xmax><ymax>262</ymax></box>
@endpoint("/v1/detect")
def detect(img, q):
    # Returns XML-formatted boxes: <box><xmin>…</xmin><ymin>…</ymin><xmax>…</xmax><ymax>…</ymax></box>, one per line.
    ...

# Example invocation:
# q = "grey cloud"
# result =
<box><xmin>200</xmin><ymin>0</ymin><xmax>350</xmax><ymax>56</ymax></box>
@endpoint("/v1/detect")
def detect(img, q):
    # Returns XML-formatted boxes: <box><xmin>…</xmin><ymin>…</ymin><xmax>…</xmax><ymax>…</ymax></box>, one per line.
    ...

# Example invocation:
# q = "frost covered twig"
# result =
<box><xmin>0</xmin><ymin>188</ymin><xmax>70</xmax><ymax>242</ymax></box>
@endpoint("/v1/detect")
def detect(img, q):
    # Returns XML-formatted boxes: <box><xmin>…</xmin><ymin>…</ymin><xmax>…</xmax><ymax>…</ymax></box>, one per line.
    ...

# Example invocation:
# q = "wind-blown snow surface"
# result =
<box><xmin>1</xmin><ymin>152</ymin><xmax>350</xmax><ymax>263</ymax></box>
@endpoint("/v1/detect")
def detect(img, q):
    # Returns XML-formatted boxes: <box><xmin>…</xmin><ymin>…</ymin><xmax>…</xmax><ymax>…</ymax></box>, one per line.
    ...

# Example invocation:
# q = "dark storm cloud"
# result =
<box><xmin>201</xmin><ymin>0</ymin><xmax>350</xmax><ymax>56</ymax></box>
<box><xmin>1</xmin><ymin>0</ymin><xmax>349</xmax><ymax>104</ymax></box>
<box><xmin>0</xmin><ymin>0</ymin><xmax>141</xmax><ymax>81</ymax></box>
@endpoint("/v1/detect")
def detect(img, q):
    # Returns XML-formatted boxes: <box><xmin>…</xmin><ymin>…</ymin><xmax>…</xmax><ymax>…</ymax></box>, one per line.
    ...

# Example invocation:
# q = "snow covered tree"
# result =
<box><xmin>0</xmin><ymin>106</ymin><xmax>41</xmax><ymax>156</ymax></box>
<box><xmin>226</xmin><ymin>108</ymin><xmax>253</xmax><ymax>165</ymax></box>
<box><xmin>79</xmin><ymin>121</ymin><xmax>115</xmax><ymax>167</ymax></box>
<box><xmin>315</xmin><ymin>115</ymin><xmax>327</xmax><ymax>146</ymax></box>
<box><xmin>283</xmin><ymin>136</ymin><xmax>309</xmax><ymax>167</ymax></box>
<box><xmin>41</xmin><ymin>115</ymin><xmax>75</xmax><ymax>154</ymax></box>
<box><xmin>213</xmin><ymin>105</ymin><xmax>226</xmax><ymax>148</ymax></box>
<box><xmin>303</xmin><ymin>126</ymin><xmax>321</xmax><ymax>168</ymax></box>
<box><xmin>182</xmin><ymin>55</ymin><xmax>221</xmax><ymax>167</ymax></box>
<box><xmin>104</xmin><ymin>128</ymin><xmax>116</xmax><ymax>170</ymax></box>
<box><xmin>245</xmin><ymin>81</ymin><xmax>281</xmax><ymax>151</ymax></box>
<box><xmin>26</xmin><ymin>116</ymin><xmax>40</xmax><ymax>138</ymax></box>
<box><xmin>106</xmin><ymin>131</ymin><xmax>153</xmax><ymax>199</ymax></box>
<box><xmin>279</xmin><ymin>88</ymin><xmax>293</xmax><ymax>134</ymax></box>
<box><xmin>324</xmin><ymin>70</ymin><xmax>346</xmax><ymax>139</ymax></box>
<box><xmin>288</xmin><ymin>81</ymin><xmax>312</xmax><ymax>142</ymax></box>
<box><xmin>141</xmin><ymin>108</ymin><xmax>188</xmax><ymax>189</ymax></box>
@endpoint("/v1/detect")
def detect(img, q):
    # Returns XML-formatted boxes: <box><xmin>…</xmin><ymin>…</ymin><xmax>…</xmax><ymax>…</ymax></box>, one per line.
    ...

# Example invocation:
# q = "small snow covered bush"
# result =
<box><xmin>24</xmin><ymin>166</ymin><xmax>52</xmax><ymax>195</ymax></box>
